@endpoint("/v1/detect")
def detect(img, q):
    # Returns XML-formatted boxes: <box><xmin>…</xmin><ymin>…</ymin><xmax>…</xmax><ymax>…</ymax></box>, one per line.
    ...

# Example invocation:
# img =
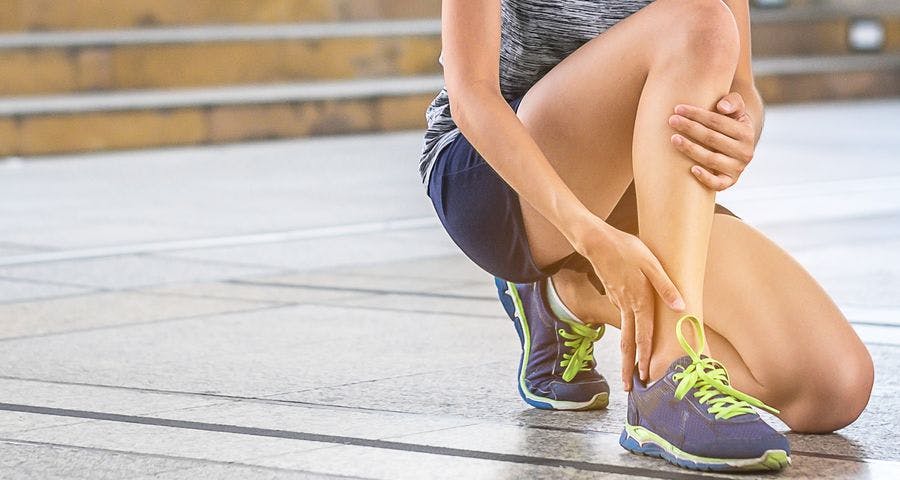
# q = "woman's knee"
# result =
<box><xmin>653</xmin><ymin>0</ymin><xmax>741</xmax><ymax>71</ymax></box>
<box><xmin>780</xmin><ymin>349</ymin><xmax>875</xmax><ymax>433</ymax></box>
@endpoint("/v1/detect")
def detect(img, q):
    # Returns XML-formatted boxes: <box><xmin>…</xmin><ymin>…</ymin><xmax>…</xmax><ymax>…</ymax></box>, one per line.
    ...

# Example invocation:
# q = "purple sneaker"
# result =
<box><xmin>495</xmin><ymin>277</ymin><xmax>609</xmax><ymax>410</ymax></box>
<box><xmin>620</xmin><ymin>314</ymin><xmax>791</xmax><ymax>471</ymax></box>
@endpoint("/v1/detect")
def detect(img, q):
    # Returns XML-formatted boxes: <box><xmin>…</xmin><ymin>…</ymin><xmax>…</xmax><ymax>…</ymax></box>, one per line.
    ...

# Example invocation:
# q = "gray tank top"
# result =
<box><xmin>418</xmin><ymin>0</ymin><xmax>654</xmax><ymax>189</ymax></box>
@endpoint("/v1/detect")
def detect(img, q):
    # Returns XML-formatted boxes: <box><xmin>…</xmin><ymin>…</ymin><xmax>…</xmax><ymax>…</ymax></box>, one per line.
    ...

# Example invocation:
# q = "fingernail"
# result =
<box><xmin>674</xmin><ymin>104</ymin><xmax>687</xmax><ymax>114</ymax></box>
<box><xmin>719</xmin><ymin>100</ymin><xmax>733</xmax><ymax>112</ymax></box>
<box><xmin>673</xmin><ymin>297</ymin><xmax>686</xmax><ymax>311</ymax></box>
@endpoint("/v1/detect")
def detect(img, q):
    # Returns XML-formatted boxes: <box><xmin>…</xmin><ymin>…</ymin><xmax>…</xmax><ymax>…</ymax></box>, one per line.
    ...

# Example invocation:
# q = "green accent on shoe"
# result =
<box><xmin>558</xmin><ymin>320</ymin><xmax>605</xmax><ymax>382</ymax></box>
<box><xmin>673</xmin><ymin>314</ymin><xmax>779</xmax><ymax>418</ymax></box>
<box><xmin>624</xmin><ymin>422</ymin><xmax>791</xmax><ymax>471</ymax></box>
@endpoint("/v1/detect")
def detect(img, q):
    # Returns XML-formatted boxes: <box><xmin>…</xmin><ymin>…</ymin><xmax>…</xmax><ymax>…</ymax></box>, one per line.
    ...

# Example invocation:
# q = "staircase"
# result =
<box><xmin>0</xmin><ymin>0</ymin><xmax>897</xmax><ymax>157</ymax></box>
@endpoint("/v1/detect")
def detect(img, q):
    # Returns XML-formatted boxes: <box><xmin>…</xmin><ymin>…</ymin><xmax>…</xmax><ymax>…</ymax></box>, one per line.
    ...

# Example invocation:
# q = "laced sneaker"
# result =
<box><xmin>494</xmin><ymin>276</ymin><xmax>609</xmax><ymax>410</ymax></box>
<box><xmin>620</xmin><ymin>314</ymin><xmax>791</xmax><ymax>471</ymax></box>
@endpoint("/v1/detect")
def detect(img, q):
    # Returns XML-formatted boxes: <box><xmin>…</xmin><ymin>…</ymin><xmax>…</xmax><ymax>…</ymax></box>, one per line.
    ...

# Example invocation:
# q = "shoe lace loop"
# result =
<box><xmin>558</xmin><ymin>322</ymin><xmax>605</xmax><ymax>382</ymax></box>
<box><xmin>672</xmin><ymin>314</ymin><xmax>780</xmax><ymax>419</ymax></box>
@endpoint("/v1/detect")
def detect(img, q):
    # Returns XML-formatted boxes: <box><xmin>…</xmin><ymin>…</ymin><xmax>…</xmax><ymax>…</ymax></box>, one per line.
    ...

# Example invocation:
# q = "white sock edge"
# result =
<box><xmin>545</xmin><ymin>276</ymin><xmax>585</xmax><ymax>324</ymax></box>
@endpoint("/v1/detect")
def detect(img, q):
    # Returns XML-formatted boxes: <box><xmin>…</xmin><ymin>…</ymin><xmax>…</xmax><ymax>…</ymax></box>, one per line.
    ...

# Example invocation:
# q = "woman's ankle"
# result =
<box><xmin>548</xmin><ymin>268</ymin><xmax>606</xmax><ymax>325</ymax></box>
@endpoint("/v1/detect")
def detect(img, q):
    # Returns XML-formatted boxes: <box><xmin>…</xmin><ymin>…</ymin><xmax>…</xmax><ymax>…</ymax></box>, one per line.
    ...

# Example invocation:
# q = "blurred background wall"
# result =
<box><xmin>0</xmin><ymin>0</ymin><xmax>897</xmax><ymax>157</ymax></box>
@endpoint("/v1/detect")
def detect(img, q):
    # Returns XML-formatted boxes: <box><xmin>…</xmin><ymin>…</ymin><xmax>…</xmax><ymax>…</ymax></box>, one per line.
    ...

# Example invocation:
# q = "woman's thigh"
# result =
<box><xmin>510</xmin><ymin>0</ymin><xmax>718</xmax><ymax>267</ymax></box>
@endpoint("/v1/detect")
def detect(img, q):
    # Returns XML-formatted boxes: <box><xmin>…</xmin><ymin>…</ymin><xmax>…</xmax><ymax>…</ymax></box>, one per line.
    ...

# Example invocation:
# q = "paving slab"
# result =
<box><xmin>0</xmin><ymin>254</ymin><xmax>282</xmax><ymax>290</ymax></box>
<box><xmin>0</xmin><ymin>277</ymin><xmax>91</xmax><ymax>303</ymax></box>
<box><xmin>138</xmin><ymin>280</ymin><xmax>368</xmax><ymax>305</ymax></box>
<box><xmin>251</xmin><ymin>444</ymin><xmax>658</xmax><ymax>480</ymax></box>
<box><xmin>0</xmin><ymin>440</ymin><xmax>213</xmax><ymax>480</ymax></box>
<box><xmin>127</xmin><ymin>463</ymin><xmax>352</xmax><ymax>480</ymax></box>
<box><xmin>0</xmin><ymin>290</ymin><xmax>274</xmax><ymax>340</ymax></box>
<box><xmin>0</xmin><ymin>131</ymin><xmax>436</xmax><ymax>248</ymax></box>
<box><xmin>0</xmin><ymin>304</ymin><xmax>516</xmax><ymax>397</ymax></box>
<box><xmin>0</xmin><ymin>412</ymin><xmax>86</xmax><ymax>436</ymax></box>
<box><xmin>237</xmin><ymin>270</ymin><xmax>471</xmax><ymax>294</ymax></box>
<box><xmin>329</xmin><ymin>253</ymin><xmax>495</xmax><ymax>284</ymax></box>
<box><xmin>0</xmin><ymin>242</ymin><xmax>48</xmax><ymax>257</ymax></box>
<box><xmin>158</xmin><ymin>228</ymin><xmax>459</xmax><ymax>272</ymax></box>
<box><xmin>4</xmin><ymin>420</ymin><xmax>326</xmax><ymax>466</ymax></box>
<box><xmin>325</xmin><ymin>292</ymin><xmax>506</xmax><ymax>318</ymax></box>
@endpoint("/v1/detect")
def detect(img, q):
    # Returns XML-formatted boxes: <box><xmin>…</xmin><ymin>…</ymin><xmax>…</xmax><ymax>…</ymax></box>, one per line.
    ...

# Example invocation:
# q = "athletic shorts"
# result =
<box><xmin>426</xmin><ymin>93</ymin><xmax>741</xmax><ymax>291</ymax></box>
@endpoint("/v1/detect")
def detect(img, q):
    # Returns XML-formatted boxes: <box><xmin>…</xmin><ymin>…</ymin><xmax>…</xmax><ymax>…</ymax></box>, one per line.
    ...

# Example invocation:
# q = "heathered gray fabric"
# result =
<box><xmin>419</xmin><ymin>0</ymin><xmax>654</xmax><ymax>189</ymax></box>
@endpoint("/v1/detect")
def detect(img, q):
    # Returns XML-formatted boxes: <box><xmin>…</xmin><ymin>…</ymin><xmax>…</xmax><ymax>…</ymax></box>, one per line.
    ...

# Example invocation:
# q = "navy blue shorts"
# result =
<box><xmin>426</xmin><ymin>93</ymin><xmax>740</xmax><ymax>288</ymax></box>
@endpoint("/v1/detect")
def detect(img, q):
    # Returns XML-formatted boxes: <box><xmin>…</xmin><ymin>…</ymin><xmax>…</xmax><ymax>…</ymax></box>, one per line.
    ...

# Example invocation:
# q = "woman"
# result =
<box><xmin>419</xmin><ymin>0</ymin><xmax>873</xmax><ymax>472</ymax></box>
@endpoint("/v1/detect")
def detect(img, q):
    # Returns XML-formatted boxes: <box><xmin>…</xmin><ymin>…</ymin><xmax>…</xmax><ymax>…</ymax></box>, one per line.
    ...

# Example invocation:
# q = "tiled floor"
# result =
<box><xmin>0</xmin><ymin>98</ymin><xmax>898</xmax><ymax>479</ymax></box>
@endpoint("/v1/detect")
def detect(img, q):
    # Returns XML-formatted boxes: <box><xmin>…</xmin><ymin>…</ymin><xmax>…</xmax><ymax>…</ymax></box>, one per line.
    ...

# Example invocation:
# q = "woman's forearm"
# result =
<box><xmin>449</xmin><ymin>85</ymin><xmax>608</xmax><ymax>248</ymax></box>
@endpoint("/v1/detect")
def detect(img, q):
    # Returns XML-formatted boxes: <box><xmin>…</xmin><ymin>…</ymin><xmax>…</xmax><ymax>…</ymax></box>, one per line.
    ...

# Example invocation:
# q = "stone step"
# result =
<box><xmin>1</xmin><ymin>54</ymin><xmax>898</xmax><ymax>157</ymax></box>
<box><xmin>0</xmin><ymin>75</ymin><xmax>443</xmax><ymax>157</ymax></box>
<box><xmin>1</xmin><ymin>10</ymin><xmax>898</xmax><ymax>97</ymax></box>
<box><xmin>0</xmin><ymin>20</ymin><xmax>441</xmax><ymax>96</ymax></box>
<box><xmin>0</xmin><ymin>0</ymin><xmax>442</xmax><ymax>32</ymax></box>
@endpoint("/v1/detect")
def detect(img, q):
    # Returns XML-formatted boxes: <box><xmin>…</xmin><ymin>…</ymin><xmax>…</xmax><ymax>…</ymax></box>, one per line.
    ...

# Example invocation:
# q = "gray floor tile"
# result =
<box><xmin>329</xmin><ymin>254</ymin><xmax>493</xmax><ymax>284</ymax></box>
<box><xmin>0</xmin><ymin>440</ymin><xmax>204</xmax><ymax>480</ymax></box>
<box><xmin>153</xmin><ymin>401</ymin><xmax>475</xmax><ymax>441</ymax></box>
<box><xmin>160</xmin><ymin>228</ymin><xmax>459</xmax><ymax>272</ymax></box>
<box><xmin>252</xmin><ymin>444</ymin><xmax>651</xmax><ymax>480</ymax></box>
<box><xmin>0</xmin><ymin>378</ymin><xmax>221</xmax><ymax>420</ymax></box>
<box><xmin>4</xmin><ymin>420</ymin><xmax>325</xmax><ymax>465</ymax></box>
<box><xmin>0</xmin><ymin>412</ymin><xmax>84</xmax><ymax>435</ymax></box>
<box><xmin>235</xmin><ymin>271</ymin><xmax>462</xmax><ymax>294</ymax></box>
<box><xmin>127</xmin><ymin>463</ymin><xmax>351</xmax><ymax>480</ymax></box>
<box><xmin>0</xmin><ymin>290</ymin><xmax>273</xmax><ymax>340</ymax></box>
<box><xmin>0</xmin><ymin>254</ymin><xmax>281</xmax><ymax>289</ymax></box>
<box><xmin>0</xmin><ymin>304</ymin><xmax>514</xmax><ymax>398</ymax></box>
<box><xmin>0</xmin><ymin>222</ymin><xmax>215</xmax><ymax>251</ymax></box>
<box><xmin>0</xmin><ymin>277</ymin><xmax>90</xmax><ymax>303</ymax></box>
<box><xmin>139</xmin><ymin>280</ymin><xmax>366</xmax><ymax>305</ymax></box>
<box><xmin>326</xmin><ymin>292</ymin><xmax>506</xmax><ymax>318</ymax></box>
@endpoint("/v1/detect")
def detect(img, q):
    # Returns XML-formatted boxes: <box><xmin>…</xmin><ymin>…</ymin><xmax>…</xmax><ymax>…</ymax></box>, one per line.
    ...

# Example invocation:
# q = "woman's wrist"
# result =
<box><xmin>558</xmin><ymin>204</ymin><xmax>616</xmax><ymax>256</ymax></box>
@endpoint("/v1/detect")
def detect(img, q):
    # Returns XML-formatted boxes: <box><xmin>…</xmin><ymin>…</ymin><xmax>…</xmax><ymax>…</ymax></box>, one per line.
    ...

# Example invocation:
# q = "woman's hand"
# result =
<box><xmin>567</xmin><ymin>215</ymin><xmax>686</xmax><ymax>391</ymax></box>
<box><xmin>668</xmin><ymin>92</ymin><xmax>757</xmax><ymax>191</ymax></box>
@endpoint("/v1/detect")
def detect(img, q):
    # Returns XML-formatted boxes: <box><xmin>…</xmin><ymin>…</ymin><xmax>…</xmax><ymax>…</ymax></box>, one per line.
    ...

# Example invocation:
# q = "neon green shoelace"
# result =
<box><xmin>672</xmin><ymin>314</ymin><xmax>779</xmax><ymax>419</ymax></box>
<box><xmin>558</xmin><ymin>321</ymin><xmax>605</xmax><ymax>382</ymax></box>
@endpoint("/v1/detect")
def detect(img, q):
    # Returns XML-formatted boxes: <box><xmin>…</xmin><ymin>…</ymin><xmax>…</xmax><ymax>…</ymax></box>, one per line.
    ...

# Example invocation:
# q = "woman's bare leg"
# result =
<box><xmin>505</xmin><ymin>0</ymin><xmax>873</xmax><ymax>432</ymax></box>
<box><xmin>514</xmin><ymin>0</ymin><xmax>739</xmax><ymax>378</ymax></box>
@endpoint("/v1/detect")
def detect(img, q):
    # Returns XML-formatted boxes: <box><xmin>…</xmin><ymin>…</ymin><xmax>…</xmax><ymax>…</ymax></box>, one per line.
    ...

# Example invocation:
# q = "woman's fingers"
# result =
<box><xmin>669</xmin><ymin>114</ymin><xmax>742</xmax><ymax>156</ymax></box>
<box><xmin>619</xmin><ymin>306</ymin><xmax>636</xmax><ymax>391</ymax></box>
<box><xmin>640</xmin><ymin>254</ymin><xmax>686</xmax><ymax>312</ymax></box>
<box><xmin>673</xmin><ymin>103</ymin><xmax>751</xmax><ymax>142</ymax></box>
<box><xmin>690</xmin><ymin>164</ymin><xmax>735</xmax><ymax>191</ymax></box>
<box><xmin>633</xmin><ymin>293</ymin><xmax>654</xmax><ymax>383</ymax></box>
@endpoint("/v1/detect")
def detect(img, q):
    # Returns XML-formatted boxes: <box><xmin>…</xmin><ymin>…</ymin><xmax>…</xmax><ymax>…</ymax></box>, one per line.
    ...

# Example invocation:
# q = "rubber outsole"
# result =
<box><xmin>496</xmin><ymin>278</ymin><xmax>609</xmax><ymax>411</ymax></box>
<box><xmin>619</xmin><ymin>423</ymin><xmax>791</xmax><ymax>472</ymax></box>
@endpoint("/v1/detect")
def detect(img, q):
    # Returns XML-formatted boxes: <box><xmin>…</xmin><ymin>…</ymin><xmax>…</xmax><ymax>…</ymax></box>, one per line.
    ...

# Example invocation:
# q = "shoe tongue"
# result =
<box><xmin>668</xmin><ymin>355</ymin><xmax>695</xmax><ymax>372</ymax></box>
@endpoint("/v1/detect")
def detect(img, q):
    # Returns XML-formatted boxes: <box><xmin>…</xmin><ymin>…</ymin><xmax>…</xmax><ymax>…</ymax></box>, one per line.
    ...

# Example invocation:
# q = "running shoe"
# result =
<box><xmin>494</xmin><ymin>276</ymin><xmax>609</xmax><ymax>410</ymax></box>
<box><xmin>619</xmin><ymin>314</ymin><xmax>791</xmax><ymax>471</ymax></box>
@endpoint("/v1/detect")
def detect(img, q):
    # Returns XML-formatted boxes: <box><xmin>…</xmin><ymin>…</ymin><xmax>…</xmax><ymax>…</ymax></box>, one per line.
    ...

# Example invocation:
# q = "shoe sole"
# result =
<box><xmin>497</xmin><ymin>278</ymin><xmax>610</xmax><ymax>411</ymax></box>
<box><xmin>619</xmin><ymin>422</ymin><xmax>791</xmax><ymax>472</ymax></box>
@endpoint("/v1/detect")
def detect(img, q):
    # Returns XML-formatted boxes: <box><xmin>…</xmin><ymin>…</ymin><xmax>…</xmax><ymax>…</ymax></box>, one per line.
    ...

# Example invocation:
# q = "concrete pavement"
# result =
<box><xmin>0</xmin><ymin>98</ymin><xmax>899</xmax><ymax>479</ymax></box>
